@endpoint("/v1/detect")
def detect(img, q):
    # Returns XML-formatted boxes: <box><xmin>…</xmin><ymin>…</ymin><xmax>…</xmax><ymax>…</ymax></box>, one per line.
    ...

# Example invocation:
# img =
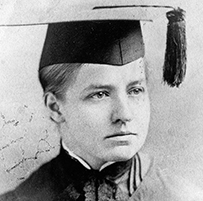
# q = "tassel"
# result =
<box><xmin>163</xmin><ymin>7</ymin><xmax>187</xmax><ymax>87</ymax></box>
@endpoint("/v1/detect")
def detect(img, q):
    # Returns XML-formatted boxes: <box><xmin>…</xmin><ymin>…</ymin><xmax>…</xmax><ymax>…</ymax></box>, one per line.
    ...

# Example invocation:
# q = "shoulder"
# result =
<box><xmin>134</xmin><ymin>152</ymin><xmax>203</xmax><ymax>201</ymax></box>
<box><xmin>158</xmin><ymin>171</ymin><xmax>203</xmax><ymax>201</ymax></box>
<box><xmin>0</xmin><ymin>154</ymin><xmax>62</xmax><ymax>201</ymax></box>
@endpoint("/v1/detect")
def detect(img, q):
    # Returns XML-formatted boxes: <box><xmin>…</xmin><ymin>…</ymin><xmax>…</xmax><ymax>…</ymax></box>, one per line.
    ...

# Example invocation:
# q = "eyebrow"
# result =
<box><xmin>127</xmin><ymin>79</ymin><xmax>144</xmax><ymax>88</ymax></box>
<box><xmin>83</xmin><ymin>84</ymin><xmax>114</xmax><ymax>92</ymax></box>
<box><xmin>83</xmin><ymin>79</ymin><xmax>145</xmax><ymax>92</ymax></box>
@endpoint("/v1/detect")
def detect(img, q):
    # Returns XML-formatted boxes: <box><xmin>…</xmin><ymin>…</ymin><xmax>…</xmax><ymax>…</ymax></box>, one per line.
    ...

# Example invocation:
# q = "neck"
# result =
<box><xmin>62</xmin><ymin>141</ymin><xmax>114</xmax><ymax>170</ymax></box>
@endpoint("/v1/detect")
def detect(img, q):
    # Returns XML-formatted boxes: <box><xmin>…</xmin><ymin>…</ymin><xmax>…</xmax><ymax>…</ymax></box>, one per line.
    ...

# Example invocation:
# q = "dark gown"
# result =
<box><xmin>0</xmin><ymin>147</ymin><xmax>202</xmax><ymax>201</ymax></box>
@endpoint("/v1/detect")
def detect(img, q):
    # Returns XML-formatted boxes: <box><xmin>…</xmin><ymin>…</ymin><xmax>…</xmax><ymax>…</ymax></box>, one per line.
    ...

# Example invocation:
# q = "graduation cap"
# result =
<box><xmin>0</xmin><ymin>1</ymin><xmax>186</xmax><ymax>87</ymax></box>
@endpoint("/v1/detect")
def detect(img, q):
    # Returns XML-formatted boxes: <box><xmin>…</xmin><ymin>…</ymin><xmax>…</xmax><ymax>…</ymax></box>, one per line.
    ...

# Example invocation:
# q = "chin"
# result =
<box><xmin>106</xmin><ymin>146</ymin><xmax>138</xmax><ymax>162</ymax></box>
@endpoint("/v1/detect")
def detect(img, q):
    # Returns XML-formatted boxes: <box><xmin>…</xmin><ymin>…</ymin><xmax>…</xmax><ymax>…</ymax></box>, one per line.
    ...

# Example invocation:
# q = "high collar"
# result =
<box><xmin>58</xmin><ymin>145</ymin><xmax>133</xmax><ymax>183</ymax></box>
<box><xmin>62</xmin><ymin>141</ymin><xmax>115</xmax><ymax>171</ymax></box>
<box><xmin>54</xmin><ymin>146</ymin><xmax>145</xmax><ymax>200</ymax></box>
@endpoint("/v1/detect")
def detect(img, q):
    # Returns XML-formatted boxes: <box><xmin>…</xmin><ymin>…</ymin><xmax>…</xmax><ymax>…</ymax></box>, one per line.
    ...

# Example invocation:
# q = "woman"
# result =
<box><xmin>1</xmin><ymin>11</ymin><xmax>201</xmax><ymax>201</ymax></box>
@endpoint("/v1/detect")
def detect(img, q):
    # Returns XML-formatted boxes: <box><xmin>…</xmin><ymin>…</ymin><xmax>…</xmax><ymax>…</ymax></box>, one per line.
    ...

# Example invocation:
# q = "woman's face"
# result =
<box><xmin>59</xmin><ymin>58</ymin><xmax>150</xmax><ymax>169</ymax></box>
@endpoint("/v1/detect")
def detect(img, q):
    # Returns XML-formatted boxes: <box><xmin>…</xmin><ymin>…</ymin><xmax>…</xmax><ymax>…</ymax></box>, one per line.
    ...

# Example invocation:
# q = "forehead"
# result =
<box><xmin>72</xmin><ymin>57</ymin><xmax>146</xmax><ymax>90</ymax></box>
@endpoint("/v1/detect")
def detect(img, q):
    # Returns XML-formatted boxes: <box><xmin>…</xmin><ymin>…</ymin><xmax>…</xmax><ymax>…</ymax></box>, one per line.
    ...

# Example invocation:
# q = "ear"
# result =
<box><xmin>44</xmin><ymin>92</ymin><xmax>65</xmax><ymax>123</ymax></box>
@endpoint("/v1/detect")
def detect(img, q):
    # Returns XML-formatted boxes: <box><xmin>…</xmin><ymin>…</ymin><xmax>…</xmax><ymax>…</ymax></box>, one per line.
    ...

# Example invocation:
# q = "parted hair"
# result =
<box><xmin>38</xmin><ymin>63</ymin><xmax>83</xmax><ymax>101</ymax></box>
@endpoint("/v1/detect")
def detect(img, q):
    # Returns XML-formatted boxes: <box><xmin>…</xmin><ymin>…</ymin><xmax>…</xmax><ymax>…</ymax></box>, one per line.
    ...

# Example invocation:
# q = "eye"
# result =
<box><xmin>90</xmin><ymin>91</ymin><xmax>109</xmax><ymax>100</ymax></box>
<box><xmin>128</xmin><ymin>87</ymin><xmax>144</xmax><ymax>96</ymax></box>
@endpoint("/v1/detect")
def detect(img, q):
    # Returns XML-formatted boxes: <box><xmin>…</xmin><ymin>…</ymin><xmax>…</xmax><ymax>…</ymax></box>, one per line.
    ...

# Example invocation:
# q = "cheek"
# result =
<box><xmin>140</xmin><ymin>101</ymin><xmax>150</xmax><ymax>125</ymax></box>
<box><xmin>141</xmin><ymin>100</ymin><xmax>150</xmax><ymax>121</ymax></box>
<box><xmin>70</xmin><ymin>104</ymin><xmax>111</xmax><ymax>129</ymax></box>
<box><xmin>131</xmin><ymin>99</ymin><xmax>150</xmax><ymax>128</ymax></box>
<box><xmin>140</xmin><ymin>103</ymin><xmax>150</xmax><ymax>134</ymax></box>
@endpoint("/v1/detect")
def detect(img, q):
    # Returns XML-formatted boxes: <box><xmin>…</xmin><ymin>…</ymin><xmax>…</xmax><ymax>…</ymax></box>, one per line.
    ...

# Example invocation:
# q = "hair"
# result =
<box><xmin>38</xmin><ymin>63</ymin><xmax>83</xmax><ymax>101</ymax></box>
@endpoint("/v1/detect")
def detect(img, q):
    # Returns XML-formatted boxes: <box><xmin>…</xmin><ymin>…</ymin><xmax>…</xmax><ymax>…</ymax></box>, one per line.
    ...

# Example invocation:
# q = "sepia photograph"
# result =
<box><xmin>0</xmin><ymin>0</ymin><xmax>203</xmax><ymax>200</ymax></box>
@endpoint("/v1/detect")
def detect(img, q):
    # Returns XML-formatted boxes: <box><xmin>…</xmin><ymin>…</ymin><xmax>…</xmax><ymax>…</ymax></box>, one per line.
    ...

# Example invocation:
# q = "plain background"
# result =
<box><xmin>0</xmin><ymin>0</ymin><xmax>203</xmax><ymax>194</ymax></box>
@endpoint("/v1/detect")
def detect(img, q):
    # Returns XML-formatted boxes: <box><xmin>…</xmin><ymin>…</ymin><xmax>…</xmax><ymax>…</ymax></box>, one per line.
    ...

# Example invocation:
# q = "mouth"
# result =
<box><xmin>105</xmin><ymin>132</ymin><xmax>137</xmax><ymax>139</ymax></box>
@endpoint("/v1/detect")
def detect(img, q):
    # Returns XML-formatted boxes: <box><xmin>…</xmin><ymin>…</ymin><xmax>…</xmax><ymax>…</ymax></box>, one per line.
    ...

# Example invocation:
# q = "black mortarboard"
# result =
<box><xmin>39</xmin><ymin>20</ymin><xmax>144</xmax><ymax>68</ymax></box>
<box><xmin>0</xmin><ymin>1</ymin><xmax>186</xmax><ymax>87</ymax></box>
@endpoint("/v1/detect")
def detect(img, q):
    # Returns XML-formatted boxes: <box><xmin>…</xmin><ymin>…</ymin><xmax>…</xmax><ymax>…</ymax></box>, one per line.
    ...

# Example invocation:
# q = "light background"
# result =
<box><xmin>0</xmin><ymin>0</ymin><xmax>203</xmax><ymax>194</ymax></box>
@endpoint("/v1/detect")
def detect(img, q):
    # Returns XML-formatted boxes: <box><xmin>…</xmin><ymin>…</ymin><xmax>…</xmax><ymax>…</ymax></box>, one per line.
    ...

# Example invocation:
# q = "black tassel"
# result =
<box><xmin>163</xmin><ymin>7</ymin><xmax>187</xmax><ymax>87</ymax></box>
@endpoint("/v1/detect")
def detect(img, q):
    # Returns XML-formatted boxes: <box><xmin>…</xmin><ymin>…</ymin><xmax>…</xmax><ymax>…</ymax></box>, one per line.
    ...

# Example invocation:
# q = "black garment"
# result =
<box><xmin>0</xmin><ymin>147</ymin><xmax>135</xmax><ymax>201</ymax></box>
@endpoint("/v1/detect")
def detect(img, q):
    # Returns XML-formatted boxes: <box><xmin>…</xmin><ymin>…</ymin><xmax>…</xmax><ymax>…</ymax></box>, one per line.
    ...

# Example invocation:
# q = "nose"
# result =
<box><xmin>111</xmin><ymin>95</ymin><xmax>134</xmax><ymax>124</ymax></box>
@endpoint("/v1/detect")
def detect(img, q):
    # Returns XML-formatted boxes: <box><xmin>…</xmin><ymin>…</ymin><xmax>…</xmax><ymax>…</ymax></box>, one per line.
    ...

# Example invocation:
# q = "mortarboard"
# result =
<box><xmin>39</xmin><ymin>20</ymin><xmax>144</xmax><ymax>68</ymax></box>
<box><xmin>0</xmin><ymin>1</ymin><xmax>186</xmax><ymax>87</ymax></box>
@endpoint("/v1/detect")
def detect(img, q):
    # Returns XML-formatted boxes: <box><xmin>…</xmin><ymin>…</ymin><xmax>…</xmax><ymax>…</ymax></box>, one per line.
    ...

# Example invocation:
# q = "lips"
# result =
<box><xmin>105</xmin><ymin>132</ymin><xmax>137</xmax><ymax>139</ymax></box>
